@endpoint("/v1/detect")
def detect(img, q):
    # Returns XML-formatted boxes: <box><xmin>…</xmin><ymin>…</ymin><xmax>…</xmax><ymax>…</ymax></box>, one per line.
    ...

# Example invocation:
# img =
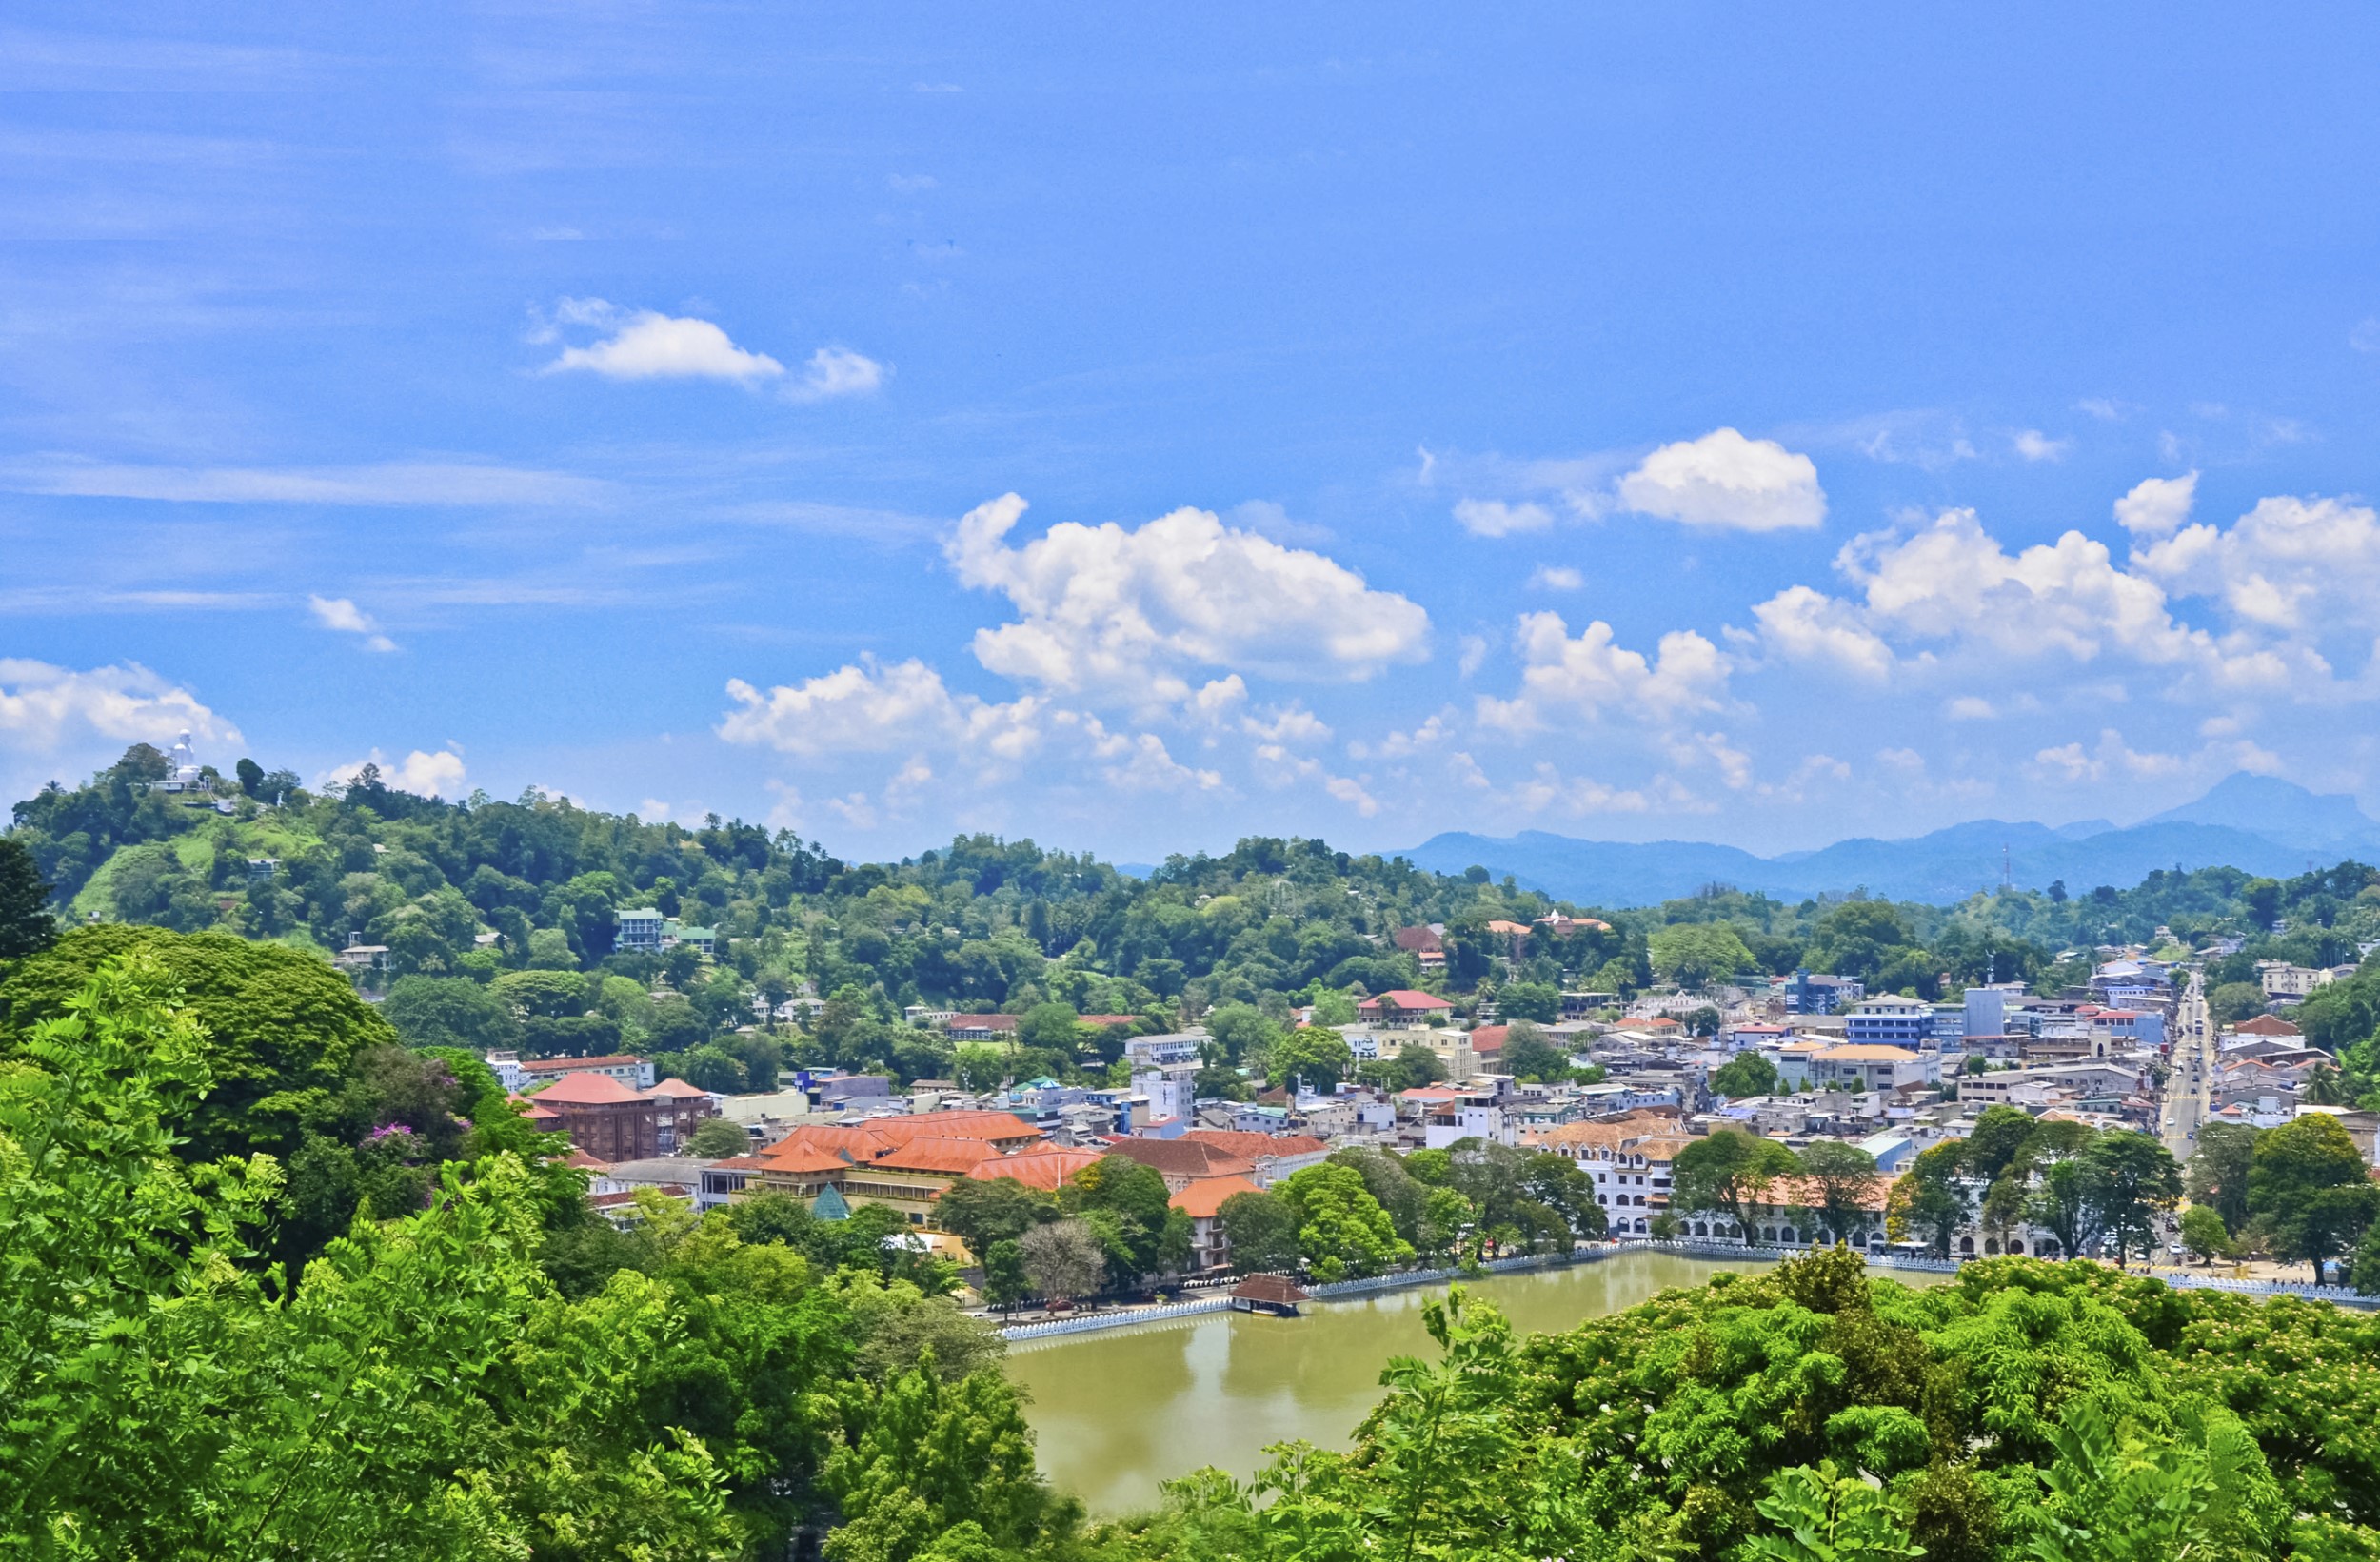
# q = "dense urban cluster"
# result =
<box><xmin>10</xmin><ymin>743</ymin><xmax>2380</xmax><ymax>1557</ymax></box>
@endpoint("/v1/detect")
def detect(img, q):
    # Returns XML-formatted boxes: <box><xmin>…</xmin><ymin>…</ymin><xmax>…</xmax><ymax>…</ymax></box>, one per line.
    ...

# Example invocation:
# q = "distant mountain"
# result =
<box><xmin>1396</xmin><ymin>774</ymin><xmax>2380</xmax><ymax>907</ymax></box>
<box><xmin>2142</xmin><ymin>772</ymin><xmax>2380</xmax><ymax>856</ymax></box>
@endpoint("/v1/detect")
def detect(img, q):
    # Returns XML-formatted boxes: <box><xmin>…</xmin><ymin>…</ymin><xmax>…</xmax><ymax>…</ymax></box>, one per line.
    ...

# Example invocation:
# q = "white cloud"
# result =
<box><xmin>2113</xmin><ymin>471</ymin><xmax>2197</xmax><ymax>537</ymax></box>
<box><xmin>1240</xmin><ymin>703</ymin><xmax>1331</xmax><ymax>744</ymax></box>
<box><xmin>1528</xmin><ymin>564</ymin><xmax>1584</xmax><ymax>591</ymax></box>
<box><xmin>2013</xmin><ymin>429</ymin><xmax>2072</xmax><ymax>462</ymax></box>
<box><xmin>12</xmin><ymin>460</ymin><xmax>605</xmax><ymax>506</ymax></box>
<box><xmin>1475</xmin><ymin>612</ymin><xmax>1729</xmax><ymax>734</ymax></box>
<box><xmin>1452</xmin><ymin>498</ymin><xmax>1555</xmax><ymax>537</ymax></box>
<box><xmin>1253</xmin><ymin>742</ymin><xmax>1377</xmax><ymax>815</ymax></box>
<box><xmin>718</xmin><ymin>656</ymin><xmax>1043</xmax><ymax>761</ymax></box>
<box><xmin>2076</xmin><ymin>398</ymin><xmax>2126</xmax><ymax>421</ymax></box>
<box><xmin>0</xmin><ymin>661</ymin><xmax>241</xmax><ymax>798</ymax></box>
<box><xmin>1349</xmin><ymin>711</ymin><xmax>1453</xmax><ymax>761</ymax></box>
<box><xmin>944</xmin><ymin>493</ymin><xmax>1430</xmax><ymax>699</ymax></box>
<box><xmin>307</xmin><ymin>594</ymin><xmax>398</xmax><ymax>653</ymax></box>
<box><xmin>1747</xmin><ymin>584</ymin><xmax>1894</xmax><ymax>682</ymax></box>
<box><xmin>2133</xmin><ymin>492</ymin><xmax>2380</xmax><ymax>633</ymax></box>
<box><xmin>1944</xmin><ymin>695</ymin><xmax>1998</xmax><ymax>721</ymax></box>
<box><xmin>543</xmin><ymin>299</ymin><xmax>785</xmax><ymax>383</ymax></box>
<box><xmin>1457</xmin><ymin>634</ymin><xmax>1489</xmax><ymax>677</ymax></box>
<box><xmin>788</xmin><ymin>346</ymin><xmax>887</xmax><ymax>403</ymax></box>
<box><xmin>1615</xmin><ymin>428</ymin><xmax>1825</xmax><ymax>531</ymax></box>
<box><xmin>324</xmin><ymin>746</ymin><xmax>466</xmax><ymax>799</ymax></box>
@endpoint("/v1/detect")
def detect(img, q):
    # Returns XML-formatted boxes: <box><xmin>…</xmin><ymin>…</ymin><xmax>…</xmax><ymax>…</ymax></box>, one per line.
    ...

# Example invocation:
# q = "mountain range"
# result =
<box><xmin>1393</xmin><ymin>774</ymin><xmax>2380</xmax><ymax>907</ymax></box>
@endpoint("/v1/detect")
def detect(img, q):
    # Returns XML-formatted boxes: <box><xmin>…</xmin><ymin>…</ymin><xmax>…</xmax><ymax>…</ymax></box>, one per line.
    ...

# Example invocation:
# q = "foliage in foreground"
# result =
<box><xmin>1073</xmin><ymin>1245</ymin><xmax>2380</xmax><ymax>1562</ymax></box>
<box><xmin>0</xmin><ymin>957</ymin><xmax>1065</xmax><ymax>1561</ymax></box>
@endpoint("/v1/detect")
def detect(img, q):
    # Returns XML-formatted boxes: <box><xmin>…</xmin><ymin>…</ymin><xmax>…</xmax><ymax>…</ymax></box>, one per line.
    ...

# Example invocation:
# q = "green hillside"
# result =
<box><xmin>11</xmin><ymin>741</ymin><xmax>2380</xmax><ymax>1098</ymax></box>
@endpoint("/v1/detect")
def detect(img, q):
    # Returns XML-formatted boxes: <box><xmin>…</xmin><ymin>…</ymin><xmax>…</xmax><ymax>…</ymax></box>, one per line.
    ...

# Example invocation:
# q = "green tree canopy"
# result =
<box><xmin>1673</xmin><ymin>1129</ymin><xmax>1801</xmax><ymax>1245</ymax></box>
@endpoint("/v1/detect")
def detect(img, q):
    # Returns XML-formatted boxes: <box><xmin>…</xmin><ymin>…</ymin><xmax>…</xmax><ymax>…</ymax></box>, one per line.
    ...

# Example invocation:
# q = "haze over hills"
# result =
<box><xmin>1397</xmin><ymin>773</ymin><xmax>2380</xmax><ymax>907</ymax></box>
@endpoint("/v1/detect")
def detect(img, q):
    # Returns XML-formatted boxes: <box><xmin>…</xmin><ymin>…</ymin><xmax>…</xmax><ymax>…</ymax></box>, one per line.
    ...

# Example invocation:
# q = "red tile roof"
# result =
<box><xmin>870</xmin><ymin>1137</ymin><xmax>1004</xmax><ymax>1176</ymax></box>
<box><xmin>1362</xmin><ymin>989</ymin><xmax>1453</xmax><ymax>1010</ymax></box>
<box><xmin>645</xmin><ymin>1078</ymin><xmax>710</xmax><ymax>1097</ymax></box>
<box><xmin>1469</xmin><ymin>1025</ymin><xmax>1509</xmax><ymax>1052</ymax></box>
<box><xmin>1171</xmin><ymin>1173</ymin><xmax>1262</xmax><ymax>1218</ymax></box>
<box><xmin>1182</xmin><ymin>1128</ymin><xmax>1331</xmax><ymax>1161</ymax></box>
<box><xmin>2237</xmin><ymin>1015</ymin><xmax>2303</xmax><ymax>1037</ymax></box>
<box><xmin>757</xmin><ymin>1142</ymin><xmax>851</xmax><ymax>1175</ymax></box>
<box><xmin>528</xmin><ymin>1072</ymin><xmax>649</xmax><ymax>1105</ymax></box>
<box><xmin>1103</xmin><ymin>1137</ymin><xmax>1259</xmax><ymax>1180</ymax></box>
<box><xmin>964</xmin><ymin>1144</ymin><xmax>1107</xmax><ymax>1189</ymax></box>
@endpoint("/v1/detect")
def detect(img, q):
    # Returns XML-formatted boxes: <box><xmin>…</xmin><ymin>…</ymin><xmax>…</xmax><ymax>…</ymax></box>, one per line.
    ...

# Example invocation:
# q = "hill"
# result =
<box><xmin>1398</xmin><ymin>774</ymin><xmax>2378</xmax><ymax>906</ymax></box>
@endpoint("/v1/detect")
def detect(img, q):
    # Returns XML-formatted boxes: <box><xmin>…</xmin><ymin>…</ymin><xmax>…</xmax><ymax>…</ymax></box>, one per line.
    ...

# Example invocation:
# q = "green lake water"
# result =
<box><xmin>1008</xmin><ymin>1251</ymin><xmax>1841</xmax><ymax>1514</ymax></box>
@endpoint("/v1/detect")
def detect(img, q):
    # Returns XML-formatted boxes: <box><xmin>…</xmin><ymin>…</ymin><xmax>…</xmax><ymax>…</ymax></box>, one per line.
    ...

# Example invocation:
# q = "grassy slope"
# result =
<box><xmin>68</xmin><ymin>807</ymin><xmax>327</xmax><ymax>926</ymax></box>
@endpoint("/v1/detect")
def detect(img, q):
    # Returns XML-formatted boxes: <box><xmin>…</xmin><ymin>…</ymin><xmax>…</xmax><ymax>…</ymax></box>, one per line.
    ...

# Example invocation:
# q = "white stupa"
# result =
<box><xmin>154</xmin><ymin>730</ymin><xmax>208</xmax><ymax>793</ymax></box>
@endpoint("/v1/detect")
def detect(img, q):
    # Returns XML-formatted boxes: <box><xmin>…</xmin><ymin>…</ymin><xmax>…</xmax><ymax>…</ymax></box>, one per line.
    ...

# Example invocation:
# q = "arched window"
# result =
<box><xmin>1958</xmin><ymin>1236</ymin><xmax>1974</xmax><ymax>1255</ymax></box>
<box><xmin>1634</xmin><ymin>1217</ymin><xmax>1648</xmax><ymax>1234</ymax></box>
<box><xmin>1779</xmin><ymin>1226</ymin><xmax>1796</xmax><ymax>1245</ymax></box>
<box><xmin>1761</xmin><ymin>1226</ymin><xmax>1777</xmax><ymax>1242</ymax></box>
<box><xmin>1692</xmin><ymin>1222</ymin><xmax>1708</xmax><ymax>1236</ymax></box>
<box><xmin>1984</xmin><ymin>1239</ymin><xmax>2000</xmax><ymax>1256</ymax></box>
<box><xmin>2008</xmin><ymin>1239</ymin><xmax>2025</xmax><ymax>1256</ymax></box>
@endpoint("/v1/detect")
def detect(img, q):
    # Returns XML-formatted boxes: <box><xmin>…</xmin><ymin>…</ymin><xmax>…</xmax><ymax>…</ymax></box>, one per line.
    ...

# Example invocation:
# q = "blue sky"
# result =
<box><xmin>6</xmin><ymin>4</ymin><xmax>2380</xmax><ymax>861</ymax></box>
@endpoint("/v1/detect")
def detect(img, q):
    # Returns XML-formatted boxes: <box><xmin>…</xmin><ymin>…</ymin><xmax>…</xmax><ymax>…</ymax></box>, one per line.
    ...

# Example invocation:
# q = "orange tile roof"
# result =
<box><xmin>1182</xmin><ymin>1128</ymin><xmax>1331</xmax><ymax>1160</ymax></box>
<box><xmin>1364</xmin><ymin>989</ymin><xmax>1453</xmax><ymax>1009</ymax></box>
<box><xmin>757</xmin><ymin>1142</ymin><xmax>852</xmax><ymax>1175</ymax></box>
<box><xmin>1103</xmin><ymin>1137</ymin><xmax>1259</xmax><ymax>1180</ymax></box>
<box><xmin>2236</xmin><ymin>1015</ymin><xmax>2303</xmax><ymax>1036</ymax></box>
<box><xmin>1171</xmin><ymin>1174</ymin><xmax>1263</xmax><ymax>1218</ymax></box>
<box><xmin>565</xmin><ymin>1147</ymin><xmax>610</xmax><ymax>1170</ymax></box>
<box><xmin>1469</xmin><ymin>1025</ymin><xmax>1509</xmax><ymax>1052</ymax></box>
<box><xmin>964</xmin><ymin>1145</ymin><xmax>1107</xmax><ymax>1189</ymax></box>
<box><xmin>870</xmin><ymin>1137</ymin><xmax>1004</xmax><ymax>1176</ymax></box>
<box><xmin>645</xmin><ymin>1078</ymin><xmax>710</xmax><ymax>1097</ymax></box>
<box><xmin>1814</xmin><ymin>1044</ymin><xmax>1921</xmax><ymax>1061</ymax></box>
<box><xmin>771</xmin><ymin>1122</ymin><xmax>904</xmax><ymax>1159</ymax></box>
<box><xmin>528</xmin><ymin>1072</ymin><xmax>650</xmax><ymax>1105</ymax></box>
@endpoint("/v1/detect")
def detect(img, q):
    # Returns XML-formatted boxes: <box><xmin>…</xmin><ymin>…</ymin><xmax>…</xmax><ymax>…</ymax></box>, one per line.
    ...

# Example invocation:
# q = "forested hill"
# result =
<box><xmin>10</xmin><ymin>743</ymin><xmax>2380</xmax><ymax>1083</ymax></box>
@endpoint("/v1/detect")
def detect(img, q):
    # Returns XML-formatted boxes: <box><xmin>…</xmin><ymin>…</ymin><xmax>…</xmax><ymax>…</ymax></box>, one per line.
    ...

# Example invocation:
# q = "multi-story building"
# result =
<box><xmin>519</xmin><ymin>1054</ymin><xmax>657</xmax><ymax>1091</ymax></box>
<box><xmin>1808</xmin><ymin>1043</ymin><xmax>1940</xmax><ymax>1092</ymax></box>
<box><xmin>522</xmin><ymin>1071</ymin><xmax>721</xmax><ymax>1161</ymax></box>
<box><xmin>615</xmin><ymin>908</ymin><xmax>665</xmax><ymax>955</ymax></box>
<box><xmin>1846</xmin><ymin>997</ymin><xmax>1934</xmax><ymax>1049</ymax></box>
<box><xmin>1357</xmin><ymin>989</ymin><xmax>1456</xmax><ymax>1028</ymax></box>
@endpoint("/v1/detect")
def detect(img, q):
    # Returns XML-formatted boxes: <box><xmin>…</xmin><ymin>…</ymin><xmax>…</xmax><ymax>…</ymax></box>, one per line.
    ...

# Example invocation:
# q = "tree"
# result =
<box><xmin>1270</xmin><ymin>1025</ymin><xmax>1356</xmax><ymax>1092</ymax></box>
<box><xmin>1673</xmin><ymin>1129</ymin><xmax>1800</xmax><ymax>1244</ymax></box>
<box><xmin>1015</xmin><ymin>1000</ymin><xmax>1081</xmax><ymax>1052</ymax></box>
<box><xmin>2188</xmin><ymin>1121</ymin><xmax>2260</xmax><ymax>1233</ymax></box>
<box><xmin>1018</xmin><ymin>1217</ymin><xmax>1105</xmax><ymax>1303</ymax></box>
<box><xmin>234</xmin><ymin>756</ymin><xmax>267</xmax><ymax>796</ymax></box>
<box><xmin>1745</xmin><ymin>1461</ymin><xmax>1923</xmax><ymax>1561</ymax></box>
<box><xmin>1962</xmin><ymin>1105</ymin><xmax>2038</xmax><ymax>1185</ymax></box>
<box><xmin>686</xmin><ymin>1117</ymin><xmax>750</xmax><ymax>1157</ymax></box>
<box><xmin>2210</xmin><ymin>981</ymin><xmax>2269</xmax><ymax>1026</ymax></box>
<box><xmin>0</xmin><ymin>837</ymin><xmax>57</xmax><ymax>962</ymax></box>
<box><xmin>1887</xmin><ymin>1141</ymin><xmax>1972</xmax><ymax>1258</ymax></box>
<box><xmin>0</xmin><ymin>924</ymin><xmax>394</xmax><ymax>1165</ymax></box>
<box><xmin>1218</xmin><ymin>1189</ymin><xmax>1302</xmax><ymax>1273</ymax></box>
<box><xmin>382</xmin><ymin>973</ymin><xmax>521</xmax><ymax>1053</ymax></box>
<box><xmin>1279</xmin><ymin>1161</ymin><xmax>1414</xmax><ymax>1280</ymax></box>
<box><xmin>2250</xmin><ymin>1112</ymin><xmax>2380</xmax><ymax>1281</ymax></box>
<box><xmin>982</xmin><ymin>1238</ymin><xmax>1030</xmax><ymax>1311</ymax></box>
<box><xmin>936</xmin><ymin>1176</ymin><xmax>1060</xmax><ymax>1260</ymax></box>
<box><xmin>1204</xmin><ymin>1002</ymin><xmax>1279</xmax><ymax>1063</ymax></box>
<box><xmin>1065</xmin><ymin>1155</ymin><xmax>1180</xmax><ymax>1282</ymax></box>
<box><xmin>1795</xmin><ymin>1139</ymin><xmax>1881</xmax><ymax>1246</ymax></box>
<box><xmin>490</xmin><ymin>966</ymin><xmax>590</xmax><ymax>1019</ymax></box>
<box><xmin>1647</xmin><ymin>922</ymin><xmax>1757</xmax><ymax>990</ymax></box>
<box><xmin>1711</xmin><ymin>1050</ymin><xmax>1780</xmax><ymax>1099</ymax></box>
<box><xmin>2181</xmin><ymin>1204</ymin><xmax>2231</xmax><ymax>1265</ymax></box>
<box><xmin>2083</xmin><ymin>1132</ymin><xmax>2183</xmax><ymax>1266</ymax></box>
<box><xmin>1497</xmin><ymin>980</ymin><xmax>1560</xmax><ymax>1022</ymax></box>
<box><xmin>1498</xmin><ymin>1021</ymin><xmax>1574</xmax><ymax>1083</ymax></box>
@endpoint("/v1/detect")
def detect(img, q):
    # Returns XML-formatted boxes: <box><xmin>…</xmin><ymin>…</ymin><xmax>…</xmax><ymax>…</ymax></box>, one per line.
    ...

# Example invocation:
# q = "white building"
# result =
<box><xmin>1809</xmin><ymin>1044</ymin><xmax>1940</xmax><ymax>1092</ymax></box>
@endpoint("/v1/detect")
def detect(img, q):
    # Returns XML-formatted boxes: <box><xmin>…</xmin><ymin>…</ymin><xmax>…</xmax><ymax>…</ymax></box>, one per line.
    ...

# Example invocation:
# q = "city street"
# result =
<box><xmin>2160</xmin><ymin>967</ymin><xmax>2215</xmax><ymax>1158</ymax></box>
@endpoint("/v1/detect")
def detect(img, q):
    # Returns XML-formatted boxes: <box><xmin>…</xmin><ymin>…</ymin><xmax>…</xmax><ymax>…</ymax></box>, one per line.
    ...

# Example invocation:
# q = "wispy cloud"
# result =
<box><xmin>307</xmin><ymin>594</ymin><xmax>398</xmax><ymax>652</ymax></box>
<box><xmin>10</xmin><ymin>460</ymin><xmax>607</xmax><ymax>506</ymax></box>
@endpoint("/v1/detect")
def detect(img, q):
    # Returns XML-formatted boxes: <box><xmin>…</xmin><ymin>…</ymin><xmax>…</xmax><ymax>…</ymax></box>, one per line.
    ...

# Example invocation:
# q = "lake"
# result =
<box><xmin>1007</xmin><ymin>1251</ymin><xmax>1809</xmax><ymax>1514</ymax></box>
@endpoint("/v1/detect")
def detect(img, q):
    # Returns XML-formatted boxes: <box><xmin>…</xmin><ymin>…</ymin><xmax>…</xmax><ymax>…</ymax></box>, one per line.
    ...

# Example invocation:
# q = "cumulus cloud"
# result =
<box><xmin>1452</xmin><ymin>498</ymin><xmax>1555</xmax><ymax>537</ymax></box>
<box><xmin>718</xmin><ymin>656</ymin><xmax>1042</xmax><ymax>761</ymax></box>
<box><xmin>2013</xmin><ymin>429</ymin><xmax>2072</xmax><ymax>462</ymax></box>
<box><xmin>1474</xmin><ymin>613</ymin><xmax>1729</xmax><ymax>734</ymax></box>
<box><xmin>944</xmin><ymin>493</ymin><xmax>1429</xmax><ymax>700</ymax></box>
<box><xmin>1615</xmin><ymin>428</ymin><xmax>1826</xmax><ymax>531</ymax></box>
<box><xmin>307</xmin><ymin>594</ymin><xmax>398</xmax><ymax>653</ymax></box>
<box><xmin>1528</xmin><ymin>564</ymin><xmax>1584</xmax><ymax>591</ymax></box>
<box><xmin>1747</xmin><ymin>584</ymin><xmax>1894</xmax><ymax>683</ymax></box>
<box><xmin>2133</xmin><ymin>492</ymin><xmax>2380</xmax><ymax>632</ymax></box>
<box><xmin>2113</xmin><ymin>471</ymin><xmax>2197</xmax><ymax>537</ymax></box>
<box><xmin>0</xmin><ymin>662</ymin><xmax>240</xmax><ymax>795</ymax></box>
<box><xmin>1749</xmin><ymin>508</ymin><xmax>2309</xmax><ymax>696</ymax></box>
<box><xmin>541</xmin><ymin>299</ymin><xmax>785</xmax><ymax>383</ymax></box>
<box><xmin>323</xmin><ymin>746</ymin><xmax>466</xmax><ymax>799</ymax></box>
<box><xmin>788</xmin><ymin>346</ymin><xmax>887</xmax><ymax>402</ymax></box>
